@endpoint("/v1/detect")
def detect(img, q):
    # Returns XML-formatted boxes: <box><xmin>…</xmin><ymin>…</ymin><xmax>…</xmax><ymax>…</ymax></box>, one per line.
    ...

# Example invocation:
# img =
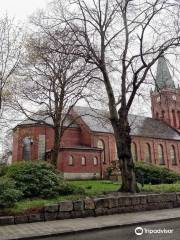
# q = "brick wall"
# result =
<box><xmin>132</xmin><ymin>136</ymin><xmax>180</xmax><ymax>172</ymax></box>
<box><xmin>58</xmin><ymin>148</ymin><xmax>101</xmax><ymax>175</ymax></box>
<box><xmin>12</xmin><ymin>125</ymin><xmax>82</xmax><ymax>161</ymax></box>
<box><xmin>12</xmin><ymin>121</ymin><xmax>180</xmax><ymax>177</ymax></box>
<box><xmin>151</xmin><ymin>89</ymin><xmax>180</xmax><ymax>129</ymax></box>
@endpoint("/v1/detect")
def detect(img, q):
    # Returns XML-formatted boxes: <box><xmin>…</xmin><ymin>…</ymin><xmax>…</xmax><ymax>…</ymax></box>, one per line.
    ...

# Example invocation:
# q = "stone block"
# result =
<box><xmin>173</xmin><ymin>201</ymin><xmax>180</xmax><ymax>208</ymax></box>
<box><xmin>44</xmin><ymin>212</ymin><xmax>58</xmax><ymax>221</ymax></box>
<box><xmin>176</xmin><ymin>192</ymin><xmax>180</xmax><ymax>202</ymax></box>
<box><xmin>108</xmin><ymin>197</ymin><xmax>118</xmax><ymax>208</ymax></box>
<box><xmin>145</xmin><ymin>202</ymin><xmax>173</xmax><ymax>211</ymax></box>
<box><xmin>95</xmin><ymin>208</ymin><xmax>109</xmax><ymax>216</ymax></box>
<box><xmin>28</xmin><ymin>213</ymin><xmax>44</xmax><ymax>223</ymax></box>
<box><xmin>147</xmin><ymin>194</ymin><xmax>163</xmax><ymax>203</ymax></box>
<box><xmin>73</xmin><ymin>200</ymin><xmax>84</xmax><ymax>211</ymax></box>
<box><xmin>118</xmin><ymin>196</ymin><xmax>132</xmax><ymax>206</ymax></box>
<box><xmin>14</xmin><ymin>215</ymin><xmax>28</xmax><ymax>224</ymax></box>
<box><xmin>139</xmin><ymin>195</ymin><xmax>147</xmax><ymax>204</ymax></box>
<box><xmin>158</xmin><ymin>202</ymin><xmax>173</xmax><ymax>209</ymax></box>
<box><xmin>71</xmin><ymin>211</ymin><xmax>83</xmax><ymax>218</ymax></box>
<box><xmin>148</xmin><ymin>193</ymin><xmax>176</xmax><ymax>203</ymax></box>
<box><xmin>145</xmin><ymin>203</ymin><xmax>158</xmax><ymax>210</ymax></box>
<box><xmin>57</xmin><ymin>211</ymin><xmax>72</xmax><ymax>220</ymax></box>
<box><xmin>106</xmin><ymin>208</ymin><xmax>119</xmax><ymax>215</ymax></box>
<box><xmin>133</xmin><ymin>204</ymin><xmax>147</xmax><ymax>212</ymax></box>
<box><xmin>118</xmin><ymin>206</ymin><xmax>134</xmax><ymax>213</ymax></box>
<box><xmin>44</xmin><ymin>204</ymin><xmax>59</xmax><ymax>213</ymax></box>
<box><xmin>84</xmin><ymin>198</ymin><xmax>95</xmax><ymax>210</ymax></box>
<box><xmin>82</xmin><ymin>210</ymin><xmax>95</xmax><ymax>217</ymax></box>
<box><xmin>130</xmin><ymin>196</ymin><xmax>141</xmax><ymax>205</ymax></box>
<box><xmin>59</xmin><ymin>201</ymin><xmax>73</xmax><ymax>212</ymax></box>
<box><xmin>71</xmin><ymin>209</ymin><xmax>94</xmax><ymax>218</ymax></box>
<box><xmin>0</xmin><ymin>216</ymin><xmax>14</xmax><ymax>225</ymax></box>
<box><xmin>94</xmin><ymin>197</ymin><xmax>109</xmax><ymax>209</ymax></box>
<box><xmin>161</xmin><ymin>193</ymin><xmax>176</xmax><ymax>202</ymax></box>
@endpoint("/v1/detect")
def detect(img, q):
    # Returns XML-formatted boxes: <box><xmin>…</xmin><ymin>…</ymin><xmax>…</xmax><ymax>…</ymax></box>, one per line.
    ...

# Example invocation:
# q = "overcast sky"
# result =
<box><xmin>0</xmin><ymin>0</ymin><xmax>49</xmax><ymax>21</ymax></box>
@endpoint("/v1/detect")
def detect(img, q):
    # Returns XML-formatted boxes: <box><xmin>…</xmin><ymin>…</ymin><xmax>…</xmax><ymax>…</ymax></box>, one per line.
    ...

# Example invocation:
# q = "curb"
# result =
<box><xmin>6</xmin><ymin>215</ymin><xmax>180</xmax><ymax>240</ymax></box>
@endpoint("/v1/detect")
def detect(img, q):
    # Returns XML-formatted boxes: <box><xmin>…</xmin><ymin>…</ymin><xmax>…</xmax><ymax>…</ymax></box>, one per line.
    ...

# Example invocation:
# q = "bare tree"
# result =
<box><xmin>0</xmin><ymin>15</ymin><xmax>22</xmax><ymax>112</ymax></box>
<box><xmin>0</xmin><ymin>130</ymin><xmax>12</xmax><ymax>165</ymax></box>
<box><xmin>13</xmin><ymin>17</ymin><xmax>93</xmax><ymax>166</ymax></box>
<box><xmin>0</xmin><ymin>15</ymin><xmax>23</xmax><ymax>163</ymax></box>
<box><xmin>56</xmin><ymin>0</ymin><xmax>180</xmax><ymax>192</ymax></box>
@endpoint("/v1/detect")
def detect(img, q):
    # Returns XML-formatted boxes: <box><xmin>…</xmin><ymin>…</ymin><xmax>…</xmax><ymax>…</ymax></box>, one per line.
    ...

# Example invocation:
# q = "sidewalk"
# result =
<box><xmin>1</xmin><ymin>208</ymin><xmax>180</xmax><ymax>240</ymax></box>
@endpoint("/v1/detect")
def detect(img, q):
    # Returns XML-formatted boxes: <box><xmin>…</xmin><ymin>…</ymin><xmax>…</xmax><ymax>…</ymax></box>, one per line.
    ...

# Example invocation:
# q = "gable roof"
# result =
<box><xmin>17</xmin><ymin>111</ymin><xmax>79</xmax><ymax>128</ymax></box>
<box><xmin>16</xmin><ymin>106</ymin><xmax>180</xmax><ymax>141</ymax></box>
<box><xmin>73</xmin><ymin>106</ymin><xmax>180</xmax><ymax>141</ymax></box>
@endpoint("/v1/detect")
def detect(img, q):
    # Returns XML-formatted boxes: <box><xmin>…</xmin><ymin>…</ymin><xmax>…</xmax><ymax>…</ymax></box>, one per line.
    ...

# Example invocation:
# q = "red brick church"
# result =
<box><xmin>12</xmin><ymin>57</ymin><xmax>180</xmax><ymax>179</ymax></box>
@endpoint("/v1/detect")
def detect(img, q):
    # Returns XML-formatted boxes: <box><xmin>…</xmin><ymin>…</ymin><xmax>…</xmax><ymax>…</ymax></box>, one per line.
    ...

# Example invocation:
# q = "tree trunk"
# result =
<box><xmin>0</xmin><ymin>89</ymin><xmax>2</xmax><ymax>110</ymax></box>
<box><xmin>51</xmin><ymin>127</ymin><xmax>61</xmax><ymax>167</ymax></box>
<box><xmin>112</xmin><ymin>111</ymin><xmax>139</xmax><ymax>193</ymax></box>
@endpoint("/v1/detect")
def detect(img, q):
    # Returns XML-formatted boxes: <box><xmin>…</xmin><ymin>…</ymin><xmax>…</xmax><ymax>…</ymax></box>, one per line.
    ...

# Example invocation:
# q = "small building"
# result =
<box><xmin>12</xmin><ymin>57</ymin><xmax>180</xmax><ymax>179</ymax></box>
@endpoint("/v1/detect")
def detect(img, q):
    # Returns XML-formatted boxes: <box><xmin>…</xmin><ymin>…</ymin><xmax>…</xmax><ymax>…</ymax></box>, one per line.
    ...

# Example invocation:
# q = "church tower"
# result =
<box><xmin>151</xmin><ymin>57</ymin><xmax>180</xmax><ymax>130</ymax></box>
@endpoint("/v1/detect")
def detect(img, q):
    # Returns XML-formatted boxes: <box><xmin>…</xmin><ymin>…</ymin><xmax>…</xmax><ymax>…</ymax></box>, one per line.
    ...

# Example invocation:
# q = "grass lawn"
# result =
<box><xmin>2</xmin><ymin>180</ymin><xmax>119</xmax><ymax>215</ymax></box>
<box><xmin>3</xmin><ymin>180</ymin><xmax>180</xmax><ymax>215</ymax></box>
<box><xmin>140</xmin><ymin>183</ymin><xmax>180</xmax><ymax>193</ymax></box>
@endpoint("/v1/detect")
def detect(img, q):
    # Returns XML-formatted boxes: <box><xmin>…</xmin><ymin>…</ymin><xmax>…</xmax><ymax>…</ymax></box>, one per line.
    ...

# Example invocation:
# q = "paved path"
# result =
<box><xmin>1</xmin><ymin>208</ymin><xmax>180</xmax><ymax>240</ymax></box>
<box><xmin>36</xmin><ymin>219</ymin><xmax>180</xmax><ymax>240</ymax></box>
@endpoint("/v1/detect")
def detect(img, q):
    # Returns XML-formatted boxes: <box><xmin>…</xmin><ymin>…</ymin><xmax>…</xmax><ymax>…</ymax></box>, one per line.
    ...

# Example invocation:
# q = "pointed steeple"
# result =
<box><xmin>155</xmin><ymin>56</ymin><xmax>175</xmax><ymax>91</ymax></box>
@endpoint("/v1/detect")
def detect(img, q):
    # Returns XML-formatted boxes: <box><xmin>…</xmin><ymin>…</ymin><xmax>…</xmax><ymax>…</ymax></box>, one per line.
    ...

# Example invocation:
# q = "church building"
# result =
<box><xmin>12</xmin><ymin>57</ymin><xmax>180</xmax><ymax>179</ymax></box>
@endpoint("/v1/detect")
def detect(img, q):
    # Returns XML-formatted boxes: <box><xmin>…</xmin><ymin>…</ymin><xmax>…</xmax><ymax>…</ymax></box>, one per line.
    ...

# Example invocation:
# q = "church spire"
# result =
<box><xmin>155</xmin><ymin>56</ymin><xmax>175</xmax><ymax>91</ymax></box>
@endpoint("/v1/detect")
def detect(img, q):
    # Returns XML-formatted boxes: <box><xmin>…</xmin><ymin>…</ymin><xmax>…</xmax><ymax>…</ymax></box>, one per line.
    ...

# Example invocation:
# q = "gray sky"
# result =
<box><xmin>0</xmin><ymin>0</ymin><xmax>48</xmax><ymax>20</ymax></box>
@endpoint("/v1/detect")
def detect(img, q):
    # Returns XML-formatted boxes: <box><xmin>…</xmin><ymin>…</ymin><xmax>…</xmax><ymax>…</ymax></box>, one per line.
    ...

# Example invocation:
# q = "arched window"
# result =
<box><xmin>22</xmin><ymin>137</ymin><xmax>31</xmax><ymax>161</ymax></box>
<box><xmin>144</xmin><ymin>143</ymin><xmax>152</xmax><ymax>163</ymax></box>
<box><xmin>156</xmin><ymin>112</ymin><xmax>159</xmax><ymax>119</ymax></box>
<box><xmin>68</xmin><ymin>156</ymin><xmax>74</xmax><ymax>166</ymax></box>
<box><xmin>115</xmin><ymin>144</ymin><xmax>118</xmax><ymax>160</ymax></box>
<box><xmin>93</xmin><ymin>157</ymin><xmax>98</xmax><ymax>165</ymax></box>
<box><xmin>158</xmin><ymin>144</ymin><xmax>165</xmax><ymax>165</ymax></box>
<box><xmin>172</xmin><ymin>110</ymin><xmax>177</xmax><ymax>127</ymax></box>
<box><xmin>170</xmin><ymin>145</ymin><xmax>177</xmax><ymax>165</ymax></box>
<box><xmin>131</xmin><ymin>142</ymin><xmax>137</xmax><ymax>162</ymax></box>
<box><xmin>161</xmin><ymin>110</ymin><xmax>165</xmax><ymax>120</ymax></box>
<box><xmin>97</xmin><ymin>139</ymin><xmax>105</xmax><ymax>163</ymax></box>
<box><xmin>81</xmin><ymin>156</ymin><xmax>86</xmax><ymax>166</ymax></box>
<box><xmin>178</xmin><ymin>111</ymin><xmax>180</xmax><ymax>129</ymax></box>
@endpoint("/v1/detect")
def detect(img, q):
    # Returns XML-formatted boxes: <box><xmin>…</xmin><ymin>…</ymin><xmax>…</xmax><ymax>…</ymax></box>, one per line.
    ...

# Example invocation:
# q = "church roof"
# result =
<box><xmin>74</xmin><ymin>106</ymin><xmax>180</xmax><ymax>141</ymax></box>
<box><xmin>17</xmin><ymin>111</ymin><xmax>79</xmax><ymax>128</ymax></box>
<box><xmin>155</xmin><ymin>56</ymin><xmax>175</xmax><ymax>91</ymax></box>
<box><xmin>17</xmin><ymin>106</ymin><xmax>180</xmax><ymax>141</ymax></box>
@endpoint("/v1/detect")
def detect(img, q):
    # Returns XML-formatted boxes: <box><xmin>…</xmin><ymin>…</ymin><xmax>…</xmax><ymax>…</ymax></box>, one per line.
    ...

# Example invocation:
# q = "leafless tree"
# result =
<box><xmin>0</xmin><ymin>15</ymin><xmax>23</xmax><ymax>162</ymax></box>
<box><xmin>13</xmin><ymin>17</ymin><xmax>93</xmax><ymax>166</ymax></box>
<box><xmin>0</xmin><ymin>130</ymin><xmax>12</xmax><ymax>165</ymax></box>
<box><xmin>56</xmin><ymin>0</ymin><xmax>180</xmax><ymax>192</ymax></box>
<box><xmin>0</xmin><ymin>15</ymin><xmax>22</xmax><ymax>113</ymax></box>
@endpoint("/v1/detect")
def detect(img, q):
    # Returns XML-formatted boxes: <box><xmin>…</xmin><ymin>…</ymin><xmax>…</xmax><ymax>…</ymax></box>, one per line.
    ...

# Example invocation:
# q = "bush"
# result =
<box><xmin>0</xmin><ymin>177</ymin><xmax>23</xmax><ymax>208</ymax></box>
<box><xmin>135</xmin><ymin>162</ymin><xmax>180</xmax><ymax>185</ymax></box>
<box><xmin>58</xmin><ymin>182</ymin><xmax>85</xmax><ymax>195</ymax></box>
<box><xmin>0</xmin><ymin>164</ymin><xmax>8</xmax><ymax>177</ymax></box>
<box><xmin>6</xmin><ymin>161</ymin><xmax>63</xmax><ymax>198</ymax></box>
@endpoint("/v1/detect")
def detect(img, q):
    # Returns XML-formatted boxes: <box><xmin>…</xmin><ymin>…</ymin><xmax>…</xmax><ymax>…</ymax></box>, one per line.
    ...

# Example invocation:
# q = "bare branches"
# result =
<box><xmin>55</xmin><ymin>0</ymin><xmax>180</xmax><ymax>191</ymax></box>
<box><xmin>0</xmin><ymin>15</ymin><xmax>23</xmax><ymax>111</ymax></box>
<box><xmin>13</xmin><ymin>12</ymin><xmax>95</xmax><ymax>165</ymax></box>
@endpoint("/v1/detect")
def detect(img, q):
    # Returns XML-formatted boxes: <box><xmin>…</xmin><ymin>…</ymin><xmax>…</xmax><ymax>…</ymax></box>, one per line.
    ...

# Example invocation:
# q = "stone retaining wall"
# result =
<box><xmin>1</xmin><ymin>192</ymin><xmax>180</xmax><ymax>226</ymax></box>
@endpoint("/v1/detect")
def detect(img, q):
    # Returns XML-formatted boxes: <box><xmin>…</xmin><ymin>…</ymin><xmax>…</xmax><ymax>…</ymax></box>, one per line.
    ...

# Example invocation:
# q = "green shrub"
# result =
<box><xmin>58</xmin><ymin>182</ymin><xmax>85</xmax><ymax>195</ymax></box>
<box><xmin>135</xmin><ymin>162</ymin><xmax>180</xmax><ymax>185</ymax></box>
<box><xmin>0</xmin><ymin>164</ymin><xmax>8</xmax><ymax>177</ymax></box>
<box><xmin>0</xmin><ymin>177</ymin><xmax>23</xmax><ymax>208</ymax></box>
<box><xmin>6</xmin><ymin>161</ymin><xmax>63</xmax><ymax>198</ymax></box>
